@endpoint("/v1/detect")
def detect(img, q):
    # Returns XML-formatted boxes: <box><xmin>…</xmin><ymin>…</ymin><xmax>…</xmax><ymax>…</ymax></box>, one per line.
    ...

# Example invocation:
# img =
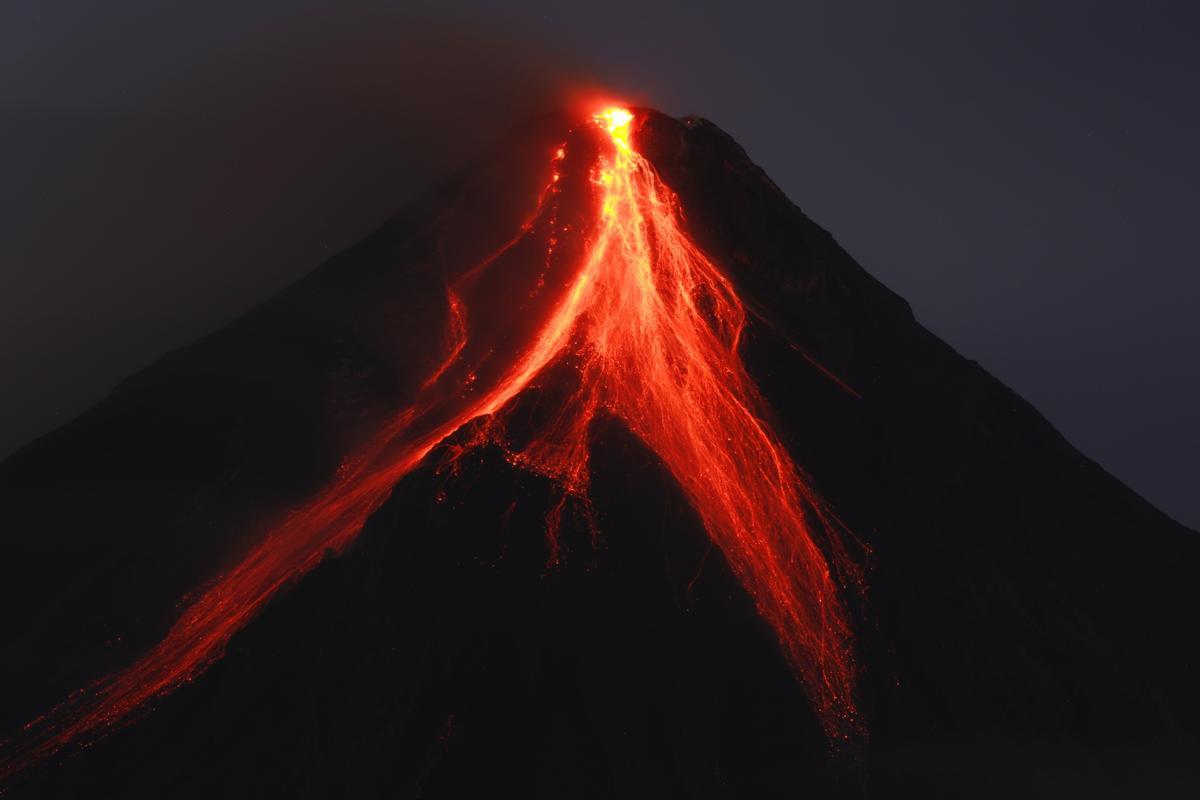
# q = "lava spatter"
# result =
<box><xmin>2</xmin><ymin>107</ymin><xmax>862</xmax><ymax>781</ymax></box>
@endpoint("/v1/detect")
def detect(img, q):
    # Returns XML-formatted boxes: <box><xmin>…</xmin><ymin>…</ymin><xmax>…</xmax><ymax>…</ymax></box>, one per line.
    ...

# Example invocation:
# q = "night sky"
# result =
<box><xmin>3</xmin><ymin>1</ymin><xmax>1197</xmax><ymax>528</ymax></box>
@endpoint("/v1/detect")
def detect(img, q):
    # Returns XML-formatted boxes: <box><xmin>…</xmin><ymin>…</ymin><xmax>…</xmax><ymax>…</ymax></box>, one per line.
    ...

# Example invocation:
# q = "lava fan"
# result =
<box><xmin>0</xmin><ymin>107</ymin><xmax>863</xmax><ymax>782</ymax></box>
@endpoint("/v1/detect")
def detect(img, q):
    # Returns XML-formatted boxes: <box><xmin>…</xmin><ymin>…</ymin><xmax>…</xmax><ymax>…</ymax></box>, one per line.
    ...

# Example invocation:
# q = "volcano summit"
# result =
<box><xmin>1</xmin><ymin>107</ymin><xmax>1197</xmax><ymax>798</ymax></box>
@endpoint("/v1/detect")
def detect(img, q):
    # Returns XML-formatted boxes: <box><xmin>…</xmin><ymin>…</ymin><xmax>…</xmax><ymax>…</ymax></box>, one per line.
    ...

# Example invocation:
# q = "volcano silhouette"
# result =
<box><xmin>1</xmin><ymin>108</ymin><xmax>1197</xmax><ymax>798</ymax></box>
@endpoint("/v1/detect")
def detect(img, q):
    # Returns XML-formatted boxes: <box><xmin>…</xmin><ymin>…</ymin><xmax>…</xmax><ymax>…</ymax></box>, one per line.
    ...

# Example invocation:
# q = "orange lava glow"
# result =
<box><xmin>474</xmin><ymin>107</ymin><xmax>862</xmax><ymax>739</ymax></box>
<box><xmin>1</xmin><ymin>107</ymin><xmax>861</xmax><ymax>780</ymax></box>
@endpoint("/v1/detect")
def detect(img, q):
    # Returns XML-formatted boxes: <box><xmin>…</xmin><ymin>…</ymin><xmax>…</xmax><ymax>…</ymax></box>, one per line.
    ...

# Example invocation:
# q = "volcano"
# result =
<box><xmin>1</xmin><ymin>107</ymin><xmax>1197</xmax><ymax>798</ymax></box>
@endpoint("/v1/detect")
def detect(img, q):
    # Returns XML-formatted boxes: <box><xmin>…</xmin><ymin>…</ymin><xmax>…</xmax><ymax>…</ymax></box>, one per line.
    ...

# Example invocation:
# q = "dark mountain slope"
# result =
<box><xmin>2</xmin><ymin>109</ymin><xmax>1197</xmax><ymax>797</ymax></box>
<box><xmin>0</xmin><ymin>112</ymin><xmax>571</xmax><ymax>733</ymax></box>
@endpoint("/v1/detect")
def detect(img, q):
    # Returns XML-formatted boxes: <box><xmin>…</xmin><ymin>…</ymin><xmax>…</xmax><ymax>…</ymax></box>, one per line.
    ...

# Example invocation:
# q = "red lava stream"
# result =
<box><xmin>2</xmin><ymin>107</ymin><xmax>862</xmax><ymax>781</ymax></box>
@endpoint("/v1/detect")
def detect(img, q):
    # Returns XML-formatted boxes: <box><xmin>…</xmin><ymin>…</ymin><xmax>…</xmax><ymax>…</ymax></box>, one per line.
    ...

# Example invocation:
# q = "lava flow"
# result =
<box><xmin>2</xmin><ymin>107</ymin><xmax>862</xmax><ymax>780</ymax></box>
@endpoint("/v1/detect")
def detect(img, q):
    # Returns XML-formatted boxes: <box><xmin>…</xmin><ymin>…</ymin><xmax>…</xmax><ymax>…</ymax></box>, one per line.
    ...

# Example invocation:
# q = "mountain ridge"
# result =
<box><xmin>2</xmin><ymin>107</ymin><xmax>1196</xmax><ymax>798</ymax></box>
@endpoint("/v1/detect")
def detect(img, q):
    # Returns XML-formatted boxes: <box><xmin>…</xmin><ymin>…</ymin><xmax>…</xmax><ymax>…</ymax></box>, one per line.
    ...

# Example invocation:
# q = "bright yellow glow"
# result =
<box><xmin>594</xmin><ymin>106</ymin><xmax>634</xmax><ymax>151</ymax></box>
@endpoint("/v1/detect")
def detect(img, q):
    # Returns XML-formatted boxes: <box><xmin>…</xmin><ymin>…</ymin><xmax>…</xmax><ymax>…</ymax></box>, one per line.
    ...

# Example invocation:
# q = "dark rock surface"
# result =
<box><xmin>2</xmin><ymin>109</ymin><xmax>1197</xmax><ymax>797</ymax></box>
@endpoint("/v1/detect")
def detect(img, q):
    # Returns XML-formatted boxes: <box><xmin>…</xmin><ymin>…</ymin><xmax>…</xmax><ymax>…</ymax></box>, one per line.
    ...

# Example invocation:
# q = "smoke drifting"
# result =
<box><xmin>0</xmin><ymin>4</ymin><xmax>588</xmax><ymax>459</ymax></box>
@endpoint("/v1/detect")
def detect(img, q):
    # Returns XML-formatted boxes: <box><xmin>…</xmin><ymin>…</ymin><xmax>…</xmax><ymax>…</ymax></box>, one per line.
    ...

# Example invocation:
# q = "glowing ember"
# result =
<box><xmin>1</xmin><ymin>107</ymin><xmax>862</xmax><ymax>779</ymax></box>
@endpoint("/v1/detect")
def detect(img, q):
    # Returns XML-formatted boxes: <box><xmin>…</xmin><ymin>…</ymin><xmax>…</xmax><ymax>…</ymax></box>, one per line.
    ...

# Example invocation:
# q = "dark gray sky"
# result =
<box><xmin>3</xmin><ymin>1</ymin><xmax>1197</xmax><ymax>528</ymax></box>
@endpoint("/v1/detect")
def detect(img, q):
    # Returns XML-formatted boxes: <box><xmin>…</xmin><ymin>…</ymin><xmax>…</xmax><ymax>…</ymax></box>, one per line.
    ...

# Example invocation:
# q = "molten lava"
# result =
<box><xmin>2</xmin><ymin>107</ymin><xmax>862</xmax><ymax>779</ymax></box>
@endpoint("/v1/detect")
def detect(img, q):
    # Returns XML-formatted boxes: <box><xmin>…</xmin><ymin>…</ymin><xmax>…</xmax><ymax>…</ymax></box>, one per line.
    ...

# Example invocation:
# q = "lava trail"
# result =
<box><xmin>2</xmin><ymin>107</ymin><xmax>861</xmax><ymax>780</ymax></box>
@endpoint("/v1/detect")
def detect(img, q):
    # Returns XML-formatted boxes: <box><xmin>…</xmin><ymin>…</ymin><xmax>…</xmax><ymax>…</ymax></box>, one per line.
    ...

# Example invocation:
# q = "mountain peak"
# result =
<box><xmin>2</xmin><ymin>107</ymin><xmax>1197</xmax><ymax>797</ymax></box>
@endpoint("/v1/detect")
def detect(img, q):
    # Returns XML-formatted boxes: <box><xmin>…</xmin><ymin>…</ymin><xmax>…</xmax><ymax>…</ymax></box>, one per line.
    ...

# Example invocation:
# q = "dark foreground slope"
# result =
<box><xmin>3</xmin><ymin>110</ymin><xmax>1198</xmax><ymax>798</ymax></box>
